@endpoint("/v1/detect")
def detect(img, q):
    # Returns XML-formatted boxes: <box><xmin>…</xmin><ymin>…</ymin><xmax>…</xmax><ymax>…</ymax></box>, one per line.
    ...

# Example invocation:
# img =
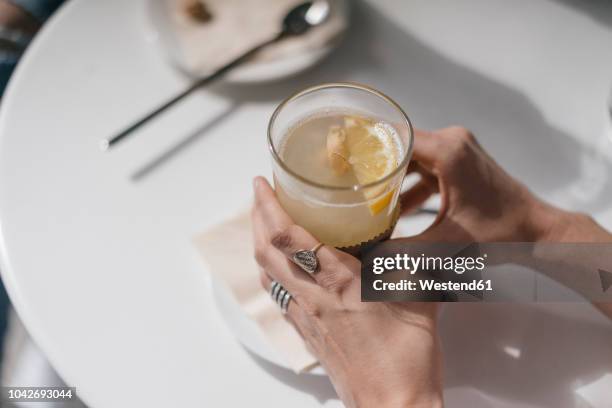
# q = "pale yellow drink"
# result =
<box><xmin>268</xmin><ymin>83</ymin><xmax>413</xmax><ymax>250</ymax></box>
<box><xmin>275</xmin><ymin>111</ymin><xmax>403</xmax><ymax>248</ymax></box>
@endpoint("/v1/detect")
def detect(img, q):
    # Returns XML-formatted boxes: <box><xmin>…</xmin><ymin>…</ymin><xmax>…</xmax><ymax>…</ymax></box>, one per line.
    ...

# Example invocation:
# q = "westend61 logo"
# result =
<box><xmin>371</xmin><ymin>253</ymin><xmax>488</xmax><ymax>275</ymax></box>
<box><xmin>361</xmin><ymin>243</ymin><xmax>612</xmax><ymax>303</ymax></box>
<box><xmin>367</xmin><ymin>252</ymin><xmax>491</xmax><ymax>298</ymax></box>
<box><xmin>361</xmin><ymin>242</ymin><xmax>492</xmax><ymax>302</ymax></box>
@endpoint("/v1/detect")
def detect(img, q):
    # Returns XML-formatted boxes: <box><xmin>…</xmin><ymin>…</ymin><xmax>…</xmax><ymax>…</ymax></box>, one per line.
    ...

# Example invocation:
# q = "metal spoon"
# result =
<box><xmin>101</xmin><ymin>0</ymin><xmax>331</xmax><ymax>151</ymax></box>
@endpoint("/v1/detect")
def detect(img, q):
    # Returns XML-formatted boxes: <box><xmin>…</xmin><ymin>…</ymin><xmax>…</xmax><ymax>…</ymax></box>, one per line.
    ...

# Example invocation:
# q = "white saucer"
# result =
<box><xmin>211</xmin><ymin>276</ymin><xmax>326</xmax><ymax>375</ymax></box>
<box><xmin>147</xmin><ymin>0</ymin><xmax>349</xmax><ymax>84</ymax></box>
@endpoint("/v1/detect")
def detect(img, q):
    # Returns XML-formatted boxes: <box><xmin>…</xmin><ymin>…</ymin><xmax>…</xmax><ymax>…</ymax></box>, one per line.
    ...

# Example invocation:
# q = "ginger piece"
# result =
<box><xmin>326</xmin><ymin>125</ymin><xmax>350</xmax><ymax>175</ymax></box>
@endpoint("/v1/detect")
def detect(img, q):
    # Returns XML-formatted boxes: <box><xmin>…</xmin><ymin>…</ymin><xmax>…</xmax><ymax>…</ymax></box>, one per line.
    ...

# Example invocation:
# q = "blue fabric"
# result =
<box><xmin>0</xmin><ymin>29</ymin><xmax>30</xmax><ymax>94</ymax></box>
<box><xmin>0</xmin><ymin>283</ymin><xmax>8</xmax><ymax>359</ymax></box>
<box><xmin>0</xmin><ymin>54</ymin><xmax>20</xmax><ymax>95</ymax></box>
<box><xmin>0</xmin><ymin>1</ymin><xmax>64</xmax><ymax>93</ymax></box>
<box><xmin>7</xmin><ymin>0</ymin><xmax>64</xmax><ymax>22</ymax></box>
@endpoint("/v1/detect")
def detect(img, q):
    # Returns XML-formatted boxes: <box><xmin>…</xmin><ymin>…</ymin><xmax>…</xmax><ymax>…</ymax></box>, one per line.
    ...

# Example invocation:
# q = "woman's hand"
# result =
<box><xmin>252</xmin><ymin>177</ymin><xmax>443</xmax><ymax>408</ymax></box>
<box><xmin>398</xmin><ymin>126</ymin><xmax>612</xmax><ymax>242</ymax></box>
<box><xmin>399</xmin><ymin>126</ymin><xmax>567</xmax><ymax>242</ymax></box>
<box><xmin>399</xmin><ymin>127</ymin><xmax>612</xmax><ymax>318</ymax></box>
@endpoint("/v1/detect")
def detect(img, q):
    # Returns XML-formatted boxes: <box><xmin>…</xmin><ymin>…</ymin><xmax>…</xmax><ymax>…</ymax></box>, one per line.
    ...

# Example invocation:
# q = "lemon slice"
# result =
<box><xmin>344</xmin><ymin>116</ymin><xmax>400</xmax><ymax>215</ymax></box>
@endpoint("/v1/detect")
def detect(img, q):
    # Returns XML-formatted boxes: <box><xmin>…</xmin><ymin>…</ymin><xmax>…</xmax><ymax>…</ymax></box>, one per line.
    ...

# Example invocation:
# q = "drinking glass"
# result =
<box><xmin>268</xmin><ymin>83</ymin><xmax>413</xmax><ymax>250</ymax></box>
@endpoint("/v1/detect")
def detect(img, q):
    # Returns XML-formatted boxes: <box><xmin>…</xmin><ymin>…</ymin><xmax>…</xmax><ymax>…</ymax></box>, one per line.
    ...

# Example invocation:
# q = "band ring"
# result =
<box><xmin>291</xmin><ymin>243</ymin><xmax>324</xmax><ymax>274</ymax></box>
<box><xmin>270</xmin><ymin>280</ymin><xmax>292</xmax><ymax>314</ymax></box>
<box><xmin>280</xmin><ymin>291</ymin><xmax>292</xmax><ymax>314</ymax></box>
<box><xmin>270</xmin><ymin>281</ymin><xmax>281</xmax><ymax>300</ymax></box>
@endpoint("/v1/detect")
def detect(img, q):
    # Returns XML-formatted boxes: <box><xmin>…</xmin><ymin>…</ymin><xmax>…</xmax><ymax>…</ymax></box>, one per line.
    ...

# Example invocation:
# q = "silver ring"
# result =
<box><xmin>292</xmin><ymin>243</ymin><xmax>324</xmax><ymax>274</ymax></box>
<box><xmin>270</xmin><ymin>281</ymin><xmax>281</xmax><ymax>300</ymax></box>
<box><xmin>276</xmin><ymin>287</ymin><xmax>287</xmax><ymax>303</ymax></box>
<box><xmin>280</xmin><ymin>291</ymin><xmax>292</xmax><ymax>314</ymax></box>
<box><xmin>270</xmin><ymin>280</ymin><xmax>292</xmax><ymax>314</ymax></box>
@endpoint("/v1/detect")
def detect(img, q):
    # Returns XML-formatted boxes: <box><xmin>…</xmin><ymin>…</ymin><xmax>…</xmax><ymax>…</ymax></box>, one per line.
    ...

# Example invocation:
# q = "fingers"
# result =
<box><xmin>266</xmin><ymin>222</ymin><xmax>352</xmax><ymax>288</ymax></box>
<box><xmin>408</xmin><ymin>127</ymin><xmax>479</xmax><ymax>220</ymax></box>
<box><xmin>412</xmin><ymin>127</ymin><xmax>478</xmax><ymax>171</ymax></box>
<box><xmin>399</xmin><ymin>176</ymin><xmax>437</xmax><ymax>215</ymax></box>
<box><xmin>252</xmin><ymin>176</ymin><xmax>358</xmax><ymax>294</ymax></box>
<box><xmin>252</xmin><ymin>176</ymin><xmax>316</xmax><ymax>291</ymax></box>
<box><xmin>259</xmin><ymin>271</ymin><xmax>300</xmax><ymax>321</ymax></box>
<box><xmin>412</xmin><ymin>129</ymin><xmax>443</xmax><ymax>171</ymax></box>
<box><xmin>253</xmin><ymin>176</ymin><xmax>293</xmax><ymax>239</ymax></box>
<box><xmin>403</xmin><ymin>142</ymin><xmax>440</xmax><ymax>215</ymax></box>
<box><xmin>252</xmin><ymin>205</ymin><xmax>321</xmax><ymax>294</ymax></box>
<box><xmin>259</xmin><ymin>270</ymin><xmax>323</xmax><ymax>355</ymax></box>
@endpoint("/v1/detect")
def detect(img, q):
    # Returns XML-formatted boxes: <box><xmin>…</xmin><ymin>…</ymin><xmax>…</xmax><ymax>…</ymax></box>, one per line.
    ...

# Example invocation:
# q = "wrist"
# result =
<box><xmin>527</xmin><ymin>200</ymin><xmax>612</xmax><ymax>242</ymax></box>
<box><xmin>524</xmin><ymin>197</ymin><xmax>570</xmax><ymax>242</ymax></box>
<box><xmin>354</xmin><ymin>390</ymin><xmax>443</xmax><ymax>408</ymax></box>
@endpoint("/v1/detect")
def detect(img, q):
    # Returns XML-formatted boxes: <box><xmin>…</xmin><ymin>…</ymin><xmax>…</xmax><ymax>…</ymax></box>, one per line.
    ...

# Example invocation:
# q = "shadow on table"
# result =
<box><xmin>441</xmin><ymin>303</ymin><xmax>612</xmax><ymax>407</ymax></box>
<box><xmin>550</xmin><ymin>0</ymin><xmax>612</xmax><ymax>29</ymax></box>
<box><xmin>211</xmin><ymin>0</ymin><xmax>612</xmax><ymax>213</ymax></box>
<box><xmin>130</xmin><ymin>102</ymin><xmax>242</xmax><ymax>181</ymax></box>
<box><xmin>243</xmin><ymin>347</ymin><xmax>338</xmax><ymax>404</ymax></box>
<box><xmin>245</xmin><ymin>303</ymin><xmax>612</xmax><ymax>407</ymax></box>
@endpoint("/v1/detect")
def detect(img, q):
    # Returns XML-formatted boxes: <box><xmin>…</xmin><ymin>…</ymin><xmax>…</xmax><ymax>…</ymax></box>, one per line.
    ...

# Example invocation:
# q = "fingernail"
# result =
<box><xmin>253</xmin><ymin>177</ymin><xmax>260</xmax><ymax>191</ymax></box>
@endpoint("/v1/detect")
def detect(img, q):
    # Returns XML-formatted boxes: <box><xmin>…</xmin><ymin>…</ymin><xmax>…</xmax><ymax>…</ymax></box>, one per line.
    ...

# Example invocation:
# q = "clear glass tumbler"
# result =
<box><xmin>268</xmin><ymin>83</ymin><xmax>413</xmax><ymax>250</ymax></box>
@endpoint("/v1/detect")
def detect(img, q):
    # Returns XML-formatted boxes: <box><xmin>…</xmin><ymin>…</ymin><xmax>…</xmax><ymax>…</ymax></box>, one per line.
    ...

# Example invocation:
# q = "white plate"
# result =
<box><xmin>207</xmin><ymin>211</ymin><xmax>439</xmax><ymax>377</ymax></box>
<box><xmin>147</xmin><ymin>0</ymin><xmax>349</xmax><ymax>83</ymax></box>
<box><xmin>211</xmin><ymin>276</ymin><xmax>326</xmax><ymax>375</ymax></box>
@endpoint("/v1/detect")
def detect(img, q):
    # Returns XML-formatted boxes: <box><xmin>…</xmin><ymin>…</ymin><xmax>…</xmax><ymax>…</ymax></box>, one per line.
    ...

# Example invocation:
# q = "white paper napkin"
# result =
<box><xmin>194</xmin><ymin>212</ymin><xmax>318</xmax><ymax>373</ymax></box>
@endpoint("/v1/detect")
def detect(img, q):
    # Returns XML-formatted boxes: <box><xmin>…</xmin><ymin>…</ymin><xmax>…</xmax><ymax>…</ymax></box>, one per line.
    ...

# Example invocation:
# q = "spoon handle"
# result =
<box><xmin>102</xmin><ymin>32</ymin><xmax>285</xmax><ymax>150</ymax></box>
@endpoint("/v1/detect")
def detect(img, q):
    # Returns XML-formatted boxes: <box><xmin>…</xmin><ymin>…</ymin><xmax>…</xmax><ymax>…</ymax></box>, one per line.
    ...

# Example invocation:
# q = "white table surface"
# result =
<box><xmin>1</xmin><ymin>0</ymin><xmax>612</xmax><ymax>407</ymax></box>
